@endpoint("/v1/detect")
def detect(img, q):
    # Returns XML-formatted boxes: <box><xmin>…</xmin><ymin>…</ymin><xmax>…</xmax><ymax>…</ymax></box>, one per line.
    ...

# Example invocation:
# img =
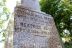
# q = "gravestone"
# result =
<box><xmin>5</xmin><ymin>0</ymin><xmax>62</xmax><ymax>48</ymax></box>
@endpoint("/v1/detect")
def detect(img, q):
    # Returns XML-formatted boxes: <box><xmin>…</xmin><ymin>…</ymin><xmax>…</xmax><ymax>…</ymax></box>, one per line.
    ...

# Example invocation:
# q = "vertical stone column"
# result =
<box><xmin>21</xmin><ymin>0</ymin><xmax>40</xmax><ymax>11</ymax></box>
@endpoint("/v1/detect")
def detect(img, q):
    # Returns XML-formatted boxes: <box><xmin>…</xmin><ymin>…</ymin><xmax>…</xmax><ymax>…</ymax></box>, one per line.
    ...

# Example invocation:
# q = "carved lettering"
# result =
<box><xmin>20</xmin><ymin>22</ymin><xmax>41</xmax><ymax>29</ymax></box>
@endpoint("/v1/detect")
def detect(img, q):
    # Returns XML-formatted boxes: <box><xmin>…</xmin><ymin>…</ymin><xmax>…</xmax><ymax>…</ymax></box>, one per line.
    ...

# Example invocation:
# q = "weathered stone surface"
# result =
<box><xmin>5</xmin><ymin>0</ymin><xmax>62</xmax><ymax>48</ymax></box>
<box><xmin>13</xmin><ymin>6</ymin><xmax>62</xmax><ymax>48</ymax></box>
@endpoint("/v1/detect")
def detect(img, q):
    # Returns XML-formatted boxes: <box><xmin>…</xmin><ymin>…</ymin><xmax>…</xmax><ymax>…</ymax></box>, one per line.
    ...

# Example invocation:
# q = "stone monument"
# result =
<box><xmin>5</xmin><ymin>0</ymin><xmax>63</xmax><ymax>48</ymax></box>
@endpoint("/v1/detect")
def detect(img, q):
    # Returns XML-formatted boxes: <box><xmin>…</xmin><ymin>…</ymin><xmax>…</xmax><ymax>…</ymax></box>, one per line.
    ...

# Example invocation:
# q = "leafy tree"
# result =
<box><xmin>40</xmin><ymin>0</ymin><xmax>72</xmax><ymax>48</ymax></box>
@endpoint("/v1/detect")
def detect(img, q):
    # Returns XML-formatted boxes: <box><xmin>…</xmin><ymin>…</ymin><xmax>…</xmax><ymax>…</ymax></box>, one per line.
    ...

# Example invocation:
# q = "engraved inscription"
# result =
<box><xmin>14</xmin><ymin>6</ymin><xmax>53</xmax><ymax>48</ymax></box>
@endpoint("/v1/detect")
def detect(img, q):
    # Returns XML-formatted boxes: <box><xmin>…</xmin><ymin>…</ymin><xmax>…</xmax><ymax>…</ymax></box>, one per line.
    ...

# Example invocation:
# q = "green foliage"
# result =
<box><xmin>40</xmin><ymin>0</ymin><xmax>72</xmax><ymax>48</ymax></box>
<box><xmin>0</xmin><ymin>0</ymin><xmax>10</xmax><ymax>43</ymax></box>
<box><xmin>64</xmin><ymin>42</ymin><xmax>72</xmax><ymax>48</ymax></box>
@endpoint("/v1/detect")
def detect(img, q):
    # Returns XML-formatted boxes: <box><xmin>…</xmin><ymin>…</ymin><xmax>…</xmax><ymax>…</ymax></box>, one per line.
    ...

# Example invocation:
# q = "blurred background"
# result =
<box><xmin>0</xmin><ymin>0</ymin><xmax>72</xmax><ymax>48</ymax></box>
